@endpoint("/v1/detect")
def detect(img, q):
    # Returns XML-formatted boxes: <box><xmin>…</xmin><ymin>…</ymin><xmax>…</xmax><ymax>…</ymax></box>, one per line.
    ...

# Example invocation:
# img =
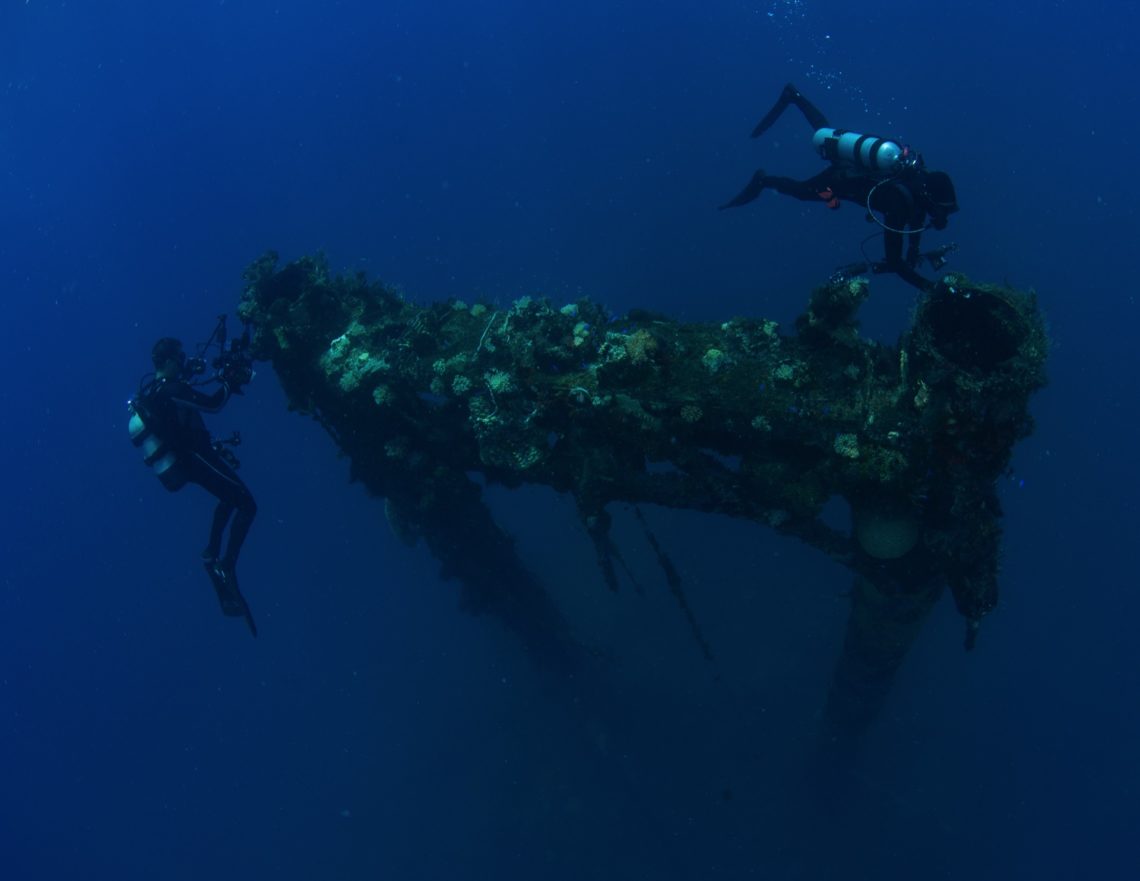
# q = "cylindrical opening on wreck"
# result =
<box><xmin>922</xmin><ymin>288</ymin><xmax>1024</xmax><ymax>372</ymax></box>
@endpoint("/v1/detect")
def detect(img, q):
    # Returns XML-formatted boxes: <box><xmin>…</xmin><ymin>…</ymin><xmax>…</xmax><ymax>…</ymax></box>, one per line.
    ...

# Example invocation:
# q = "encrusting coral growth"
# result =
<box><xmin>238</xmin><ymin>251</ymin><xmax>1047</xmax><ymax>735</ymax></box>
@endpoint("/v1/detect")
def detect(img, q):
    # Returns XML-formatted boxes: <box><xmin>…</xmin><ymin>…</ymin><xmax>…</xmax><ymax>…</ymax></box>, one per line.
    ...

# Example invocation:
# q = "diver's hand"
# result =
<box><xmin>922</xmin><ymin>242</ymin><xmax>958</xmax><ymax>270</ymax></box>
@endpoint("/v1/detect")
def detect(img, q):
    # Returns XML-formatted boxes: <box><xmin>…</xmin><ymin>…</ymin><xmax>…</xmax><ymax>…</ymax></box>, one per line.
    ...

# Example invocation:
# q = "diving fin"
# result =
<box><xmin>204</xmin><ymin>561</ymin><xmax>258</xmax><ymax>638</ymax></box>
<box><xmin>718</xmin><ymin>169</ymin><xmax>766</xmax><ymax>209</ymax></box>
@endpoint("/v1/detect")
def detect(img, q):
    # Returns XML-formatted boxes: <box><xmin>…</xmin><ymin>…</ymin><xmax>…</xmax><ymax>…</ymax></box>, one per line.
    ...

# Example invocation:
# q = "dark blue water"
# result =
<box><xmin>3</xmin><ymin>1</ymin><xmax>1137</xmax><ymax>878</ymax></box>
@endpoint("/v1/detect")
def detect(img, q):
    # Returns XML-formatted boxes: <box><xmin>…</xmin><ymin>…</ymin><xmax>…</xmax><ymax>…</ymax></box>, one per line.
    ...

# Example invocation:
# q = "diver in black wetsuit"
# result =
<box><xmin>720</xmin><ymin>83</ymin><xmax>960</xmax><ymax>291</ymax></box>
<box><xmin>128</xmin><ymin>330</ymin><xmax>258</xmax><ymax>635</ymax></box>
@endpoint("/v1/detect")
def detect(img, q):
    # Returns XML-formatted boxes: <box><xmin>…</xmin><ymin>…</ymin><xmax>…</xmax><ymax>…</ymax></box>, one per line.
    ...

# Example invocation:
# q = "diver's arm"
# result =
<box><xmin>168</xmin><ymin>380</ymin><xmax>230</xmax><ymax>413</ymax></box>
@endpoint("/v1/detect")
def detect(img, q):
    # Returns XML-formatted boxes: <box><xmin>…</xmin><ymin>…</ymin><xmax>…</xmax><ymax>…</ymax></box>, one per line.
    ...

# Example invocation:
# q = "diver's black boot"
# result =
<box><xmin>719</xmin><ymin>169</ymin><xmax>766</xmax><ymax>209</ymax></box>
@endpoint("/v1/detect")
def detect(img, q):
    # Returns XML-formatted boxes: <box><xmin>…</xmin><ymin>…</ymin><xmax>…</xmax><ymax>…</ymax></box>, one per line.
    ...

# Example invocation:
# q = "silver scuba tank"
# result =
<box><xmin>812</xmin><ymin>127</ymin><xmax>908</xmax><ymax>175</ymax></box>
<box><xmin>128</xmin><ymin>396</ymin><xmax>179</xmax><ymax>476</ymax></box>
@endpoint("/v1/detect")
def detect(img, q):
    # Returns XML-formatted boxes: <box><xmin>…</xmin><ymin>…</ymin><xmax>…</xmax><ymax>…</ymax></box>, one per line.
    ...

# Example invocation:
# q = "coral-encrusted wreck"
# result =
<box><xmin>238</xmin><ymin>252</ymin><xmax>1047</xmax><ymax>737</ymax></box>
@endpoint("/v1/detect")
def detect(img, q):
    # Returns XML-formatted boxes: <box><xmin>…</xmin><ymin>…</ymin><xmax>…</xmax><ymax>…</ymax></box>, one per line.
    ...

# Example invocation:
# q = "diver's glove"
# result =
<box><xmin>922</xmin><ymin>242</ymin><xmax>958</xmax><ymax>271</ymax></box>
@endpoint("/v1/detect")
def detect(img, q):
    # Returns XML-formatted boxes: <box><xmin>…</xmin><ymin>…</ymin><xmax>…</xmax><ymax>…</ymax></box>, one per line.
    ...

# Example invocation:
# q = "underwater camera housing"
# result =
<box><xmin>183</xmin><ymin>356</ymin><xmax>209</xmax><ymax>377</ymax></box>
<box><xmin>214</xmin><ymin>322</ymin><xmax>254</xmax><ymax>392</ymax></box>
<box><xmin>190</xmin><ymin>314</ymin><xmax>254</xmax><ymax>392</ymax></box>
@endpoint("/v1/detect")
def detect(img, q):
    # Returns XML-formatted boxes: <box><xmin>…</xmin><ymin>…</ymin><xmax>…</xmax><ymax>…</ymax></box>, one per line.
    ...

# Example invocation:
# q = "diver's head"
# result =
<box><xmin>924</xmin><ymin>170</ymin><xmax>958</xmax><ymax>230</ymax></box>
<box><xmin>151</xmin><ymin>337</ymin><xmax>186</xmax><ymax>378</ymax></box>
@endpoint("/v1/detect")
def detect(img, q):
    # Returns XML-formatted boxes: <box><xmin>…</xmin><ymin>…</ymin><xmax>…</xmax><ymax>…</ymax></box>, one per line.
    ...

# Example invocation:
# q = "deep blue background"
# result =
<box><xmin>2</xmin><ymin>1</ymin><xmax>1137</xmax><ymax>878</ymax></box>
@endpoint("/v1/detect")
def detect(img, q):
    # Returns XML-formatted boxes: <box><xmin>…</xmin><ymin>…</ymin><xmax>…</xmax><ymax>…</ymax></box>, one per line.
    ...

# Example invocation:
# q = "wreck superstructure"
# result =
<box><xmin>238</xmin><ymin>252</ymin><xmax>1047</xmax><ymax>735</ymax></box>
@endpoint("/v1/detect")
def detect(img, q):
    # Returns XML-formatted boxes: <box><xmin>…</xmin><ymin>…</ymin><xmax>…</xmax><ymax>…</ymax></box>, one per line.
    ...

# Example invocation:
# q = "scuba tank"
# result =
<box><xmin>127</xmin><ymin>380</ymin><xmax>180</xmax><ymax>479</ymax></box>
<box><xmin>812</xmin><ymin>127</ymin><xmax>913</xmax><ymax>176</ymax></box>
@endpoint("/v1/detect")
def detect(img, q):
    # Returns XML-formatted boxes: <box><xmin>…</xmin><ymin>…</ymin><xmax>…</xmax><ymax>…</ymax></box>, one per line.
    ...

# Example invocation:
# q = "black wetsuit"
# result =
<box><xmin>721</xmin><ymin>83</ymin><xmax>957</xmax><ymax>291</ymax></box>
<box><xmin>759</xmin><ymin>165</ymin><xmax>936</xmax><ymax>290</ymax></box>
<box><xmin>150</xmin><ymin>378</ymin><xmax>257</xmax><ymax>571</ymax></box>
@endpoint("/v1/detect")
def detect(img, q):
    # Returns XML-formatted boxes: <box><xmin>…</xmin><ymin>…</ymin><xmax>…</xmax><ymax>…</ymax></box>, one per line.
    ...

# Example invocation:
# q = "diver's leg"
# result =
<box><xmin>871</xmin><ymin>230</ymin><xmax>935</xmax><ymax>291</ymax></box>
<box><xmin>219</xmin><ymin>490</ymin><xmax>257</xmax><ymax>572</ymax></box>
<box><xmin>204</xmin><ymin>502</ymin><xmax>233</xmax><ymax>561</ymax></box>
<box><xmin>183</xmin><ymin>448</ymin><xmax>257</xmax><ymax>630</ymax></box>
<box><xmin>789</xmin><ymin>86</ymin><xmax>829</xmax><ymax>131</ymax></box>
<box><xmin>178</xmin><ymin>452</ymin><xmax>230</xmax><ymax>560</ymax></box>
<box><xmin>186</xmin><ymin>447</ymin><xmax>256</xmax><ymax>570</ymax></box>
<box><xmin>751</xmin><ymin>82</ymin><xmax>830</xmax><ymax>138</ymax></box>
<box><xmin>720</xmin><ymin>169</ymin><xmax>832</xmax><ymax>209</ymax></box>
<box><xmin>765</xmin><ymin>170</ymin><xmax>834</xmax><ymax>202</ymax></box>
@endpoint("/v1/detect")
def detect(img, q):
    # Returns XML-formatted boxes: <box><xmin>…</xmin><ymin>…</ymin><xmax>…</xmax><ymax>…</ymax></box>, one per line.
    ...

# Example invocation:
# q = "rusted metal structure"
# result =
<box><xmin>238</xmin><ymin>252</ymin><xmax>1047</xmax><ymax>736</ymax></box>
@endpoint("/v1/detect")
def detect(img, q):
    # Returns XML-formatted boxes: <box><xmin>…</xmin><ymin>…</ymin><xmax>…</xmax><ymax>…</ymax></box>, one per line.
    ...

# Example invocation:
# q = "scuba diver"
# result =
<box><xmin>720</xmin><ymin>82</ymin><xmax>960</xmax><ymax>291</ymax></box>
<box><xmin>128</xmin><ymin>316</ymin><xmax>259</xmax><ymax>636</ymax></box>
